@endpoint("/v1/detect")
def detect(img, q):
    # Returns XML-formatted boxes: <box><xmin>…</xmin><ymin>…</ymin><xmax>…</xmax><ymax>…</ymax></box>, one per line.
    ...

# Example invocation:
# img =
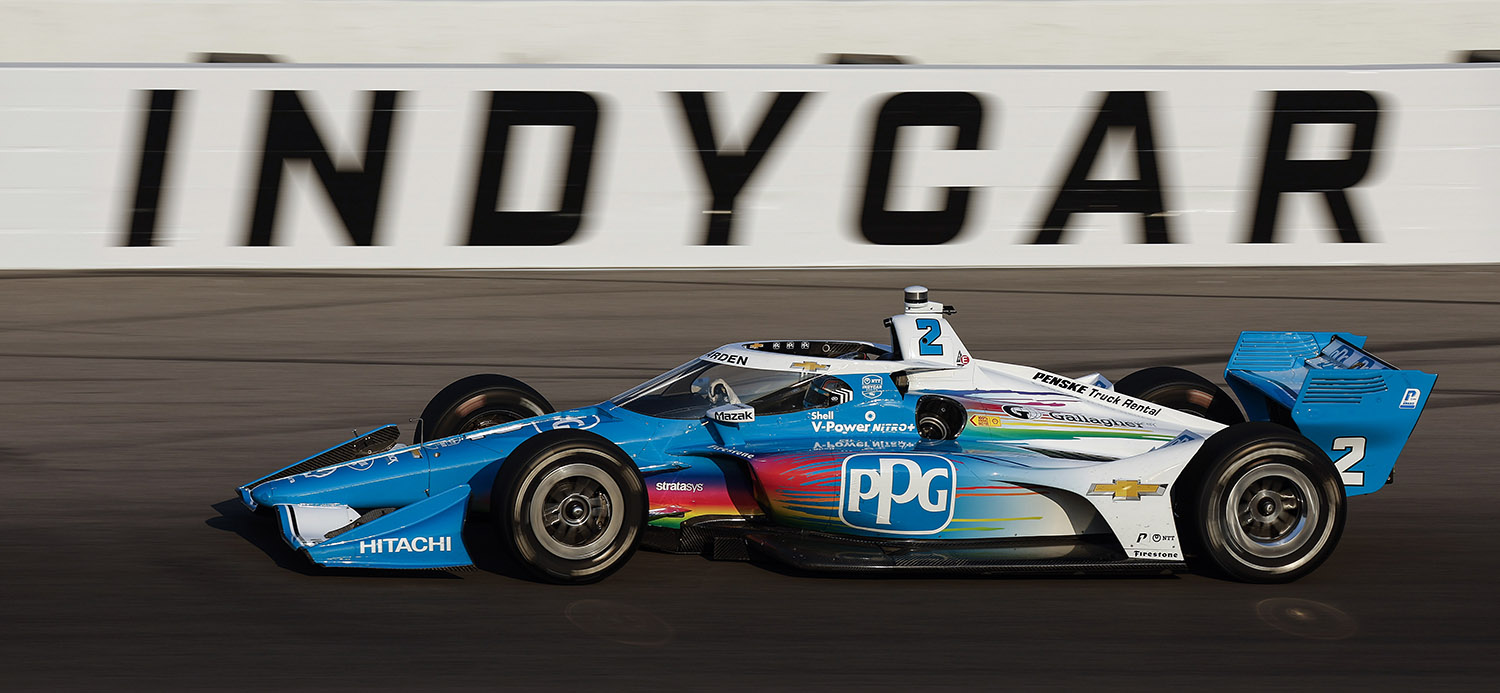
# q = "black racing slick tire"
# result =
<box><xmin>1184</xmin><ymin>422</ymin><xmax>1346</xmax><ymax>583</ymax></box>
<box><xmin>1114</xmin><ymin>366</ymin><xmax>1244</xmax><ymax>425</ymax></box>
<box><xmin>416</xmin><ymin>374</ymin><xmax>553</xmax><ymax>444</ymax></box>
<box><xmin>492</xmin><ymin>430</ymin><xmax>647</xmax><ymax>584</ymax></box>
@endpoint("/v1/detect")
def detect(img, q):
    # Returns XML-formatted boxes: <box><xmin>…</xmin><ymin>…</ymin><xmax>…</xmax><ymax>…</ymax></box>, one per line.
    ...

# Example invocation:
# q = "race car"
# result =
<box><xmin>238</xmin><ymin>287</ymin><xmax>1435</xmax><ymax>584</ymax></box>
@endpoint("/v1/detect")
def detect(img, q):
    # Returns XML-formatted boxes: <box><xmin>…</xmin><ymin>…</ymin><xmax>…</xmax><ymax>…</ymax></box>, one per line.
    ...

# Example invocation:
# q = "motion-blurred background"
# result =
<box><xmin>0</xmin><ymin>0</ymin><xmax>1497</xmax><ymax>269</ymax></box>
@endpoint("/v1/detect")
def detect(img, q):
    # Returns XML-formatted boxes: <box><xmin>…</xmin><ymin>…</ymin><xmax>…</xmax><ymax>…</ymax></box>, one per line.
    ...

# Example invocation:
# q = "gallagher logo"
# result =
<box><xmin>1001</xmin><ymin>404</ymin><xmax>1037</xmax><ymax>420</ymax></box>
<box><xmin>839</xmin><ymin>453</ymin><xmax>956</xmax><ymax>535</ymax></box>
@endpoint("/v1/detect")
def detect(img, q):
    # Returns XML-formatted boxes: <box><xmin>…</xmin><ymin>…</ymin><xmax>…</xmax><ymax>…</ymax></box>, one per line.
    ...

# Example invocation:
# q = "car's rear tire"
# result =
<box><xmin>1184</xmin><ymin>422</ymin><xmax>1346</xmax><ymax>583</ymax></box>
<box><xmin>492</xmin><ymin>430</ymin><xmax>646</xmax><ymax>584</ymax></box>
<box><xmin>1114</xmin><ymin>366</ymin><xmax>1244</xmax><ymax>425</ymax></box>
<box><xmin>416</xmin><ymin>374</ymin><xmax>553</xmax><ymax>444</ymax></box>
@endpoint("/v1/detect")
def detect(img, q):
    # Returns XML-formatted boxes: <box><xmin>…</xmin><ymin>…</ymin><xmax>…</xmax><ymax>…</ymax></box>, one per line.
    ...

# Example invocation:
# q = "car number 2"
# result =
<box><xmin>916</xmin><ymin>319</ymin><xmax>944</xmax><ymax>356</ymax></box>
<box><xmin>1332</xmin><ymin>436</ymin><xmax>1366</xmax><ymax>486</ymax></box>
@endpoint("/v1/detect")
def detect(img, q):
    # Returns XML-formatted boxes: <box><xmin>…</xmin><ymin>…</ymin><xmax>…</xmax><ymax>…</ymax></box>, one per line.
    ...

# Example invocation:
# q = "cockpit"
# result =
<box><xmin>611</xmin><ymin>359</ymin><xmax>855</xmax><ymax>420</ymax></box>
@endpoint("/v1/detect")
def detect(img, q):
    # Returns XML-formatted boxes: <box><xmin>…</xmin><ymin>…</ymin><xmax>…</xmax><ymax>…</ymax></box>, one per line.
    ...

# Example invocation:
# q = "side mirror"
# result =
<box><xmin>707</xmin><ymin>403</ymin><xmax>756</xmax><ymax>425</ymax></box>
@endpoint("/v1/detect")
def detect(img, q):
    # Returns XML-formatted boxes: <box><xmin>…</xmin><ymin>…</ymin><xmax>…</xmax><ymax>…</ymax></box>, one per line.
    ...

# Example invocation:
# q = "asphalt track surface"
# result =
<box><xmin>1</xmin><ymin>266</ymin><xmax>1496</xmax><ymax>690</ymax></box>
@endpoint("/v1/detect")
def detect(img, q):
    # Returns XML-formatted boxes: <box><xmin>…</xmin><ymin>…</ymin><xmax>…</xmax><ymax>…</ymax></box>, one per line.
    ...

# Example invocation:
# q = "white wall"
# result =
<box><xmin>0</xmin><ymin>1</ymin><xmax>1495</xmax><ymax>66</ymax></box>
<box><xmin>1</xmin><ymin>64</ymin><xmax>1494</xmax><ymax>269</ymax></box>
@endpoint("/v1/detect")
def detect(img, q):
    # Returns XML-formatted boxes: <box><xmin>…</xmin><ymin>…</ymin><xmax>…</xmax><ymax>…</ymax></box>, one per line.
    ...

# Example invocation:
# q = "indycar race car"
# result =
<box><xmin>238</xmin><ymin>287</ymin><xmax>1435</xmax><ymax>583</ymax></box>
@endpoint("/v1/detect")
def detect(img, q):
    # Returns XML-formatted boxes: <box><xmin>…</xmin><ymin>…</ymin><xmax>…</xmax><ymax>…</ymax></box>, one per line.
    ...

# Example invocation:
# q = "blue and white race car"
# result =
<box><xmin>238</xmin><ymin>287</ymin><xmax>1435</xmax><ymax>583</ymax></box>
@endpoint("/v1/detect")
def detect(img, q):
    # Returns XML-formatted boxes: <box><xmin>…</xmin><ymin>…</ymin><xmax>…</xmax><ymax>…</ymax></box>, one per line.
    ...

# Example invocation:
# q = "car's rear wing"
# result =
<box><xmin>1223</xmin><ymin>331</ymin><xmax>1437</xmax><ymax>496</ymax></box>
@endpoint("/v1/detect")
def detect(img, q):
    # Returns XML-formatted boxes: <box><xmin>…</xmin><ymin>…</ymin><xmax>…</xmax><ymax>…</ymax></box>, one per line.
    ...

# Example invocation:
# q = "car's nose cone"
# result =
<box><xmin>249</xmin><ymin>479</ymin><xmax>290</xmax><ymax>508</ymax></box>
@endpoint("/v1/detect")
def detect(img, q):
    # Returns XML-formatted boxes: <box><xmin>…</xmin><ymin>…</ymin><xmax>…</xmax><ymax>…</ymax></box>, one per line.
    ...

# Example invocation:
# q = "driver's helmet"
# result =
<box><xmin>691</xmin><ymin>374</ymin><xmax>735</xmax><ymax>405</ymax></box>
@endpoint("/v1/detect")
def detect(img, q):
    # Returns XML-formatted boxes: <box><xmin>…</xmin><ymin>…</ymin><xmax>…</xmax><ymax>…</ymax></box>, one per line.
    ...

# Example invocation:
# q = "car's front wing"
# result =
<box><xmin>273</xmin><ymin>485</ymin><xmax>474</xmax><ymax>569</ymax></box>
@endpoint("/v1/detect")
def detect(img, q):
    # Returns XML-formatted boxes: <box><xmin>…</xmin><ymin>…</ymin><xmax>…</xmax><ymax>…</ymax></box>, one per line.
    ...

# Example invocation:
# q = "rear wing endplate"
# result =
<box><xmin>1224</xmin><ymin>331</ymin><xmax>1436</xmax><ymax>496</ymax></box>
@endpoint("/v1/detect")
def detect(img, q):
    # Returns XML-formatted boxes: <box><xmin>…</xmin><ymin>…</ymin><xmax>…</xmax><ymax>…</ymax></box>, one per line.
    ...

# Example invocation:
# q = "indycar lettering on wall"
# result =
<box><xmin>238</xmin><ymin>287</ymin><xmax>1435</xmax><ymax>584</ymax></box>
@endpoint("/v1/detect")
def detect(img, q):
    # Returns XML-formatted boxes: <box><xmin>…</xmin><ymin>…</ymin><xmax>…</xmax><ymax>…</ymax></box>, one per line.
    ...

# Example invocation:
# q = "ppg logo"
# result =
<box><xmin>839</xmin><ymin>453</ymin><xmax>957</xmax><ymax>535</ymax></box>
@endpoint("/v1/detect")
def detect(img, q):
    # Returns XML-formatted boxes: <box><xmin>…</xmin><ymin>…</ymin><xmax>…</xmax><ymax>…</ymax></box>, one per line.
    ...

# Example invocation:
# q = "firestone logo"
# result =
<box><xmin>838</xmin><ymin>453</ymin><xmax>957</xmax><ymax>535</ymax></box>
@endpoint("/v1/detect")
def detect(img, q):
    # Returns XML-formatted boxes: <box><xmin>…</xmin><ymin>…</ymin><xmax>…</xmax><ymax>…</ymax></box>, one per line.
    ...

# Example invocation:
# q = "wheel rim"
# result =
<box><xmin>1223</xmin><ymin>460</ymin><xmax>1320</xmax><ymax>560</ymax></box>
<box><xmin>1174</xmin><ymin>387</ymin><xmax>1215</xmax><ymax>416</ymax></box>
<box><xmin>459</xmin><ymin>409</ymin><xmax>524</xmax><ymax>433</ymax></box>
<box><xmin>454</xmin><ymin>393</ymin><xmax>545</xmax><ymax>433</ymax></box>
<box><xmin>527</xmin><ymin>459</ymin><xmax>625</xmax><ymax>561</ymax></box>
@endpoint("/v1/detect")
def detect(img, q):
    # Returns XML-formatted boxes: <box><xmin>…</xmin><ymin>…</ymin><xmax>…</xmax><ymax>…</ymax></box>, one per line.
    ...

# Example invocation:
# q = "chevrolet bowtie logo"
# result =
<box><xmin>1088</xmin><ymin>479</ymin><xmax>1165</xmax><ymax>501</ymax></box>
<box><xmin>791</xmin><ymin>361</ymin><xmax>829</xmax><ymax>372</ymax></box>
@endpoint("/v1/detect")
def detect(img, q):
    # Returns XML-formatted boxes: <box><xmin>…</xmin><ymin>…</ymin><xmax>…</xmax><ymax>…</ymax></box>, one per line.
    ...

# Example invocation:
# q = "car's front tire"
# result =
<box><xmin>1185</xmin><ymin>422</ymin><xmax>1346</xmax><ymax>583</ymax></box>
<box><xmin>416</xmin><ymin>374</ymin><xmax>553</xmax><ymax>443</ymax></box>
<box><xmin>492</xmin><ymin>430</ymin><xmax>646</xmax><ymax>584</ymax></box>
